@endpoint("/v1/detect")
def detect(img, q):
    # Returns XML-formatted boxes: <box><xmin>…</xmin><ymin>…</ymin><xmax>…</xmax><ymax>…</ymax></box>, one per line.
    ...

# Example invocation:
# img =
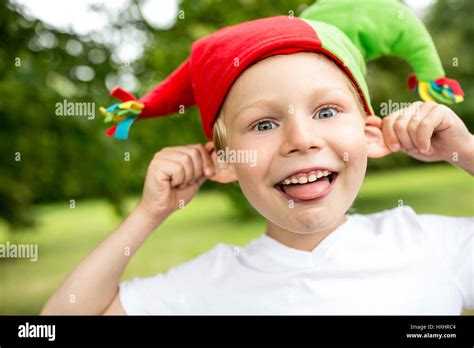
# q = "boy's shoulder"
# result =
<box><xmin>349</xmin><ymin>205</ymin><xmax>473</xmax><ymax>249</ymax></box>
<box><xmin>162</xmin><ymin>242</ymin><xmax>237</xmax><ymax>279</ymax></box>
<box><xmin>351</xmin><ymin>204</ymin><xmax>472</xmax><ymax>230</ymax></box>
<box><xmin>352</xmin><ymin>204</ymin><xmax>418</xmax><ymax>224</ymax></box>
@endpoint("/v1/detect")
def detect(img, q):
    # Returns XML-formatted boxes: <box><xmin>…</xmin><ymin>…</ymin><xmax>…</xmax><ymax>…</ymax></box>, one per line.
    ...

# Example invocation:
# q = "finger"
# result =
<box><xmin>152</xmin><ymin>158</ymin><xmax>185</xmax><ymax>187</ymax></box>
<box><xmin>405</xmin><ymin>101</ymin><xmax>424</xmax><ymax>118</ymax></box>
<box><xmin>177</xmin><ymin>146</ymin><xmax>204</xmax><ymax>181</ymax></box>
<box><xmin>393</xmin><ymin>114</ymin><xmax>416</xmax><ymax>151</ymax></box>
<box><xmin>382</xmin><ymin>115</ymin><xmax>401</xmax><ymax>151</ymax></box>
<box><xmin>388</xmin><ymin>101</ymin><xmax>423</xmax><ymax>119</ymax></box>
<box><xmin>160</xmin><ymin>151</ymin><xmax>194</xmax><ymax>188</ymax></box>
<box><xmin>415</xmin><ymin>102</ymin><xmax>444</xmax><ymax>154</ymax></box>
<box><xmin>407</xmin><ymin>114</ymin><xmax>422</xmax><ymax>152</ymax></box>
<box><xmin>419</xmin><ymin>101</ymin><xmax>439</xmax><ymax>117</ymax></box>
<box><xmin>421</xmin><ymin>102</ymin><xmax>452</xmax><ymax>132</ymax></box>
<box><xmin>204</xmin><ymin>141</ymin><xmax>214</xmax><ymax>153</ymax></box>
<box><xmin>383</xmin><ymin>102</ymin><xmax>423</xmax><ymax>152</ymax></box>
<box><xmin>195</xmin><ymin>173</ymin><xmax>208</xmax><ymax>187</ymax></box>
<box><xmin>194</xmin><ymin>143</ymin><xmax>215</xmax><ymax>177</ymax></box>
<box><xmin>416</xmin><ymin>112</ymin><xmax>443</xmax><ymax>154</ymax></box>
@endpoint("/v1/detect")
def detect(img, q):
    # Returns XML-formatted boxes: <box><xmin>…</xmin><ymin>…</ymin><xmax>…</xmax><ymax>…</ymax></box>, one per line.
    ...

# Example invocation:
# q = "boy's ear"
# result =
<box><xmin>205</xmin><ymin>142</ymin><xmax>238</xmax><ymax>184</ymax></box>
<box><xmin>365</xmin><ymin>115</ymin><xmax>392</xmax><ymax>158</ymax></box>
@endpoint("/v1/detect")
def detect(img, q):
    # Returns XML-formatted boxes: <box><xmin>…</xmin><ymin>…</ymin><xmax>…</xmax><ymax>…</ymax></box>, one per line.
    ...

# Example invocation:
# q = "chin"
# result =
<box><xmin>278</xmin><ymin>208</ymin><xmax>340</xmax><ymax>234</ymax></box>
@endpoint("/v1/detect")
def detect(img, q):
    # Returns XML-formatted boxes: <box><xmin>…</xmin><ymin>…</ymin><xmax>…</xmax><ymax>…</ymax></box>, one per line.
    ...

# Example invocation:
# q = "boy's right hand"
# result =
<box><xmin>137</xmin><ymin>143</ymin><xmax>215</xmax><ymax>221</ymax></box>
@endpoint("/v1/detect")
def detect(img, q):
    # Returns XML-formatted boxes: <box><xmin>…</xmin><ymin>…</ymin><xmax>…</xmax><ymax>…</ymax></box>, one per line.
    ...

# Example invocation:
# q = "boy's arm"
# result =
<box><xmin>40</xmin><ymin>205</ymin><xmax>166</xmax><ymax>315</ymax></box>
<box><xmin>41</xmin><ymin>144</ymin><xmax>215</xmax><ymax>315</ymax></box>
<box><xmin>447</xmin><ymin>134</ymin><xmax>474</xmax><ymax>175</ymax></box>
<box><xmin>103</xmin><ymin>291</ymin><xmax>125</xmax><ymax>315</ymax></box>
<box><xmin>382</xmin><ymin>101</ymin><xmax>474</xmax><ymax>175</ymax></box>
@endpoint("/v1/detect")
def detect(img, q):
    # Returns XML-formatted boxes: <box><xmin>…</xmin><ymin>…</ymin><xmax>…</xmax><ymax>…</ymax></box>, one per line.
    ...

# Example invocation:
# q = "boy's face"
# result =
<box><xmin>219</xmin><ymin>52</ymin><xmax>379</xmax><ymax>234</ymax></box>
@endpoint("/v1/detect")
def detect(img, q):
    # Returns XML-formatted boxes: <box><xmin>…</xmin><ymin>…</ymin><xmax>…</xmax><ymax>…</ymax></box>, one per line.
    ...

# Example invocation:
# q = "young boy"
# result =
<box><xmin>42</xmin><ymin>2</ymin><xmax>473</xmax><ymax>315</ymax></box>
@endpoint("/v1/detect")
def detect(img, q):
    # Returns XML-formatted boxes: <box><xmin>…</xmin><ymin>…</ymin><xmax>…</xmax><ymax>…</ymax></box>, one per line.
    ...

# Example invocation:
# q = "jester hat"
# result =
<box><xmin>101</xmin><ymin>0</ymin><xmax>463</xmax><ymax>140</ymax></box>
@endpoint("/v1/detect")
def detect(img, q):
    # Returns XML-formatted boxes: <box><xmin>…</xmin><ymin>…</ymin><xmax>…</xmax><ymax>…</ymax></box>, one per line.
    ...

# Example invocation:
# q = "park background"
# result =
<box><xmin>0</xmin><ymin>0</ymin><xmax>473</xmax><ymax>315</ymax></box>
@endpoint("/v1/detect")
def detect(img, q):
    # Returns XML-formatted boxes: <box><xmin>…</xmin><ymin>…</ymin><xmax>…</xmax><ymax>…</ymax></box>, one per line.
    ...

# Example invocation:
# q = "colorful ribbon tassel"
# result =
<box><xmin>408</xmin><ymin>74</ymin><xmax>464</xmax><ymax>104</ymax></box>
<box><xmin>99</xmin><ymin>87</ymin><xmax>144</xmax><ymax>140</ymax></box>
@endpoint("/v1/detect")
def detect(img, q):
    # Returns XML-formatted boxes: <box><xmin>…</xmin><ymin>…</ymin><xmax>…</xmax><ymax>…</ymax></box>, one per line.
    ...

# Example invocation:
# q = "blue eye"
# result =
<box><xmin>253</xmin><ymin>120</ymin><xmax>277</xmax><ymax>132</ymax></box>
<box><xmin>315</xmin><ymin>107</ymin><xmax>338</xmax><ymax>119</ymax></box>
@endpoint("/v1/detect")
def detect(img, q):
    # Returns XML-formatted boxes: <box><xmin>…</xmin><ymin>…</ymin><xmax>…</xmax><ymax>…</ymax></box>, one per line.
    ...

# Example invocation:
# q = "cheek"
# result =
<box><xmin>232</xmin><ymin>146</ymin><xmax>275</xmax><ymax>205</ymax></box>
<box><xmin>235</xmin><ymin>165</ymin><xmax>268</xmax><ymax>213</ymax></box>
<box><xmin>233</xmin><ymin>146</ymin><xmax>271</xmax><ymax>186</ymax></box>
<box><xmin>330</xmin><ymin>119</ymin><xmax>367</xmax><ymax>162</ymax></box>
<box><xmin>330</xmin><ymin>122</ymin><xmax>367</xmax><ymax>187</ymax></box>
<box><xmin>229</xmin><ymin>137</ymin><xmax>275</xmax><ymax>177</ymax></box>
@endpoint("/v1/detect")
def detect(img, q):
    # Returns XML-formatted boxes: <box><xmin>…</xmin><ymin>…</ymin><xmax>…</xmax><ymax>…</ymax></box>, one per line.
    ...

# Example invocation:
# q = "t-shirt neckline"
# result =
<box><xmin>251</xmin><ymin>213</ymin><xmax>355</xmax><ymax>269</ymax></box>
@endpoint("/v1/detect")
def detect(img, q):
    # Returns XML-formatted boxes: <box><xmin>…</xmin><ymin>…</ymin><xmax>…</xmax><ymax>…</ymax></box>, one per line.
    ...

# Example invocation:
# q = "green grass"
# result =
<box><xmin>0</xmin><ymin>164</ymin><xmax>473</xmax><ymax>315</ymax></box>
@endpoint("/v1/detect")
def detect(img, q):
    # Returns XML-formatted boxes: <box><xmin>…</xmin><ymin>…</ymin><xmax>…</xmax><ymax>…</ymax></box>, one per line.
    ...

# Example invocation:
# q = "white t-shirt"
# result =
<box><xmin>119</xmin><ymin>206</ymin><xmax>473</xmax><ymax>315</ymax></box>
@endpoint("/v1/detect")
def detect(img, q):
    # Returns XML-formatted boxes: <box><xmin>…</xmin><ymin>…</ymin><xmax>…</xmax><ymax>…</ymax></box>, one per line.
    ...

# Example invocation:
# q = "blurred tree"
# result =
<box><xmin>0</xmin><ymin>1</ymin><xmax>141</xmax><ymax>227</ymax></box>
<box><xmin>425</xmin><ymin>0</ymin><xmax>473</xmax><ymax>131</ymax></box>
<box><xmin>365</xmin><ymin>0</ymin><xmax>473</xmax><ymax>171</ymax></box>
<box><xmin>0</xmin><ymin>0</ymin><xmax>471</xmax><ymax>227</ymax></box>
<box><xmin>0</xmin><ymin>0</ymin><xmax>315</xmax><ymax>227</ymax></box>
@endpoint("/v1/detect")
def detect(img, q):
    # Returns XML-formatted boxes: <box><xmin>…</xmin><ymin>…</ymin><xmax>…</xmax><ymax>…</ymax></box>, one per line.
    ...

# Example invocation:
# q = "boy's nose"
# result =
<box><xmin>281</xmin><ymin>117</ymin><xmax>325</xmax><ymax>156</ymax></box>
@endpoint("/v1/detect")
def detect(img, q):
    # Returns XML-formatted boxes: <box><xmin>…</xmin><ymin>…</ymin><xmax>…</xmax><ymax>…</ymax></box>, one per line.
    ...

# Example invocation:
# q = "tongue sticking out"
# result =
<box><xmin>283</xmin><ymin>176</ymin><xmax>330</xmax><ymax>201</ymax></box>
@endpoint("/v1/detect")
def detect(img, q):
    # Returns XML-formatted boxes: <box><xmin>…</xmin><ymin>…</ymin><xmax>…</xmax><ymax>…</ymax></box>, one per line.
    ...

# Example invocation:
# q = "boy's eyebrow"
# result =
<box><xmin>233</xmin><ymin>99</ymin><xmax>279</xmax><ymax>121</ymax></box>
<box><xmin>306</xmin><ymin>87</ymin><xmax>354</xmax><ymax>104</ymax></box>
<box><xmin>232</xmin><ymin>87</ymin><xmax>354</xmax><ymax>121</ymax></box>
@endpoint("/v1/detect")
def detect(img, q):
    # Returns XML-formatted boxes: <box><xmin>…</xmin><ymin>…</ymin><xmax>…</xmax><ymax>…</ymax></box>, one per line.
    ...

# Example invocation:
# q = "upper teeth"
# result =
<box><xmin>280</xmin><ymin>170</ymin><xmax>332</xmax><ymax>185</ymax></box>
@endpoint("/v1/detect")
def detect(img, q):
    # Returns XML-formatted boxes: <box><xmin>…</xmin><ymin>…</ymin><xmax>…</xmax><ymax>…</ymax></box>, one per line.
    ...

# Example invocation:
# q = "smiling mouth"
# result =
<box><xmin>274</xmin><ymin>171</ymin><xmax>338</xmax><ymax>203</ymax></box>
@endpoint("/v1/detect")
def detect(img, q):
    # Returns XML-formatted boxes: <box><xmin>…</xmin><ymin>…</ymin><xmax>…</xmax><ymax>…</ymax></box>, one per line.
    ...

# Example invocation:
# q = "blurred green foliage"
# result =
<box><xmin>0</xmin><ymin>0</ymin><xmax>472</xmax><ymax>228</ymax></box>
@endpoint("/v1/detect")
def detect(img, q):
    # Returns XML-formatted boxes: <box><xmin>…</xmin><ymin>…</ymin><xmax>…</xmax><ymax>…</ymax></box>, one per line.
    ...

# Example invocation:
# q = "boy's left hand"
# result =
<box><xmin>382</xmin><ymin>101</ymin><xmax>474</xmax><ymax>165</ymax></box>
